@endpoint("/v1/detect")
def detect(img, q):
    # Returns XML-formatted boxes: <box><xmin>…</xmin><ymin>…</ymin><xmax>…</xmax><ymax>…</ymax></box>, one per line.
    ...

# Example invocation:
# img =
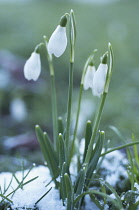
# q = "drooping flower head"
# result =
<box><xmin>83</xmin><ymin>61</ymin><xmax>96</xmax><ymax>90</ymax></box>
<box><xmin>24</xmin><ymin>44</ymin><xmax>42</xmax><ymax>81</ymax></box>
<box><xmin>47</xmin><ymin>14</ymin><xmax>68</xmax><ymax>57</ymax></box>
<box><xmin>92</xmin><ymin>53</ymin><xmax>108</xmax><ymax>97</ymax></box>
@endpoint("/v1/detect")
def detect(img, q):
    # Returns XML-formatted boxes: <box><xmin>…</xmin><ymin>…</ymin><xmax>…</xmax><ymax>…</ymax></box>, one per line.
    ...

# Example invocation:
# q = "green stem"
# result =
<box><xmin>70</xmin><ymin>84</ymin><xmax>83</xmax><ymax>160</ymax></box>
<box><xmin>43</xmin><ymin>37</ymin><xmax>58</xmax><ymax>150</ymax></box>
<box><xmin>101</xmin><ymin>141</ymin><xmax>139</xmax><ymax>157</ymax></box>
<box><xmin>48</xmin><ymin>59</ymin><xmax>58</xmax><ymax>151</ymax></box>
<box><xmin>65</xmin><ymin>62</ymin><xmax>74</xmax><ymax>152</ymax></box>
<box><xmin>84</xmin><ymin>92</ymin><xmax>107</xmax><ymax>165</ymax></box>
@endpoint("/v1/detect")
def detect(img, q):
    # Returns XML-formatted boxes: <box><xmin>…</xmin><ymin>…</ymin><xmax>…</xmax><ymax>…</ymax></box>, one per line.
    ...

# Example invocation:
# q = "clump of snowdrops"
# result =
<box><xmin>23</xmin><ymin>10</ymin><xmax>139</xmax><ymax>210</ymax></box>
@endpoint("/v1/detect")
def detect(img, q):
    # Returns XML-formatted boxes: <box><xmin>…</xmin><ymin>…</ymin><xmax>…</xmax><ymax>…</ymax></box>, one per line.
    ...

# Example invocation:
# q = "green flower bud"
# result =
<box><xmin>101</xmin><ymin>52</ymin><xmax>108</xmax><ymax>64</ymax></box>
<box><xmin>60</xmin><ymin>14</ymin><xmax>68</xmax><ymax>27</ymax></box>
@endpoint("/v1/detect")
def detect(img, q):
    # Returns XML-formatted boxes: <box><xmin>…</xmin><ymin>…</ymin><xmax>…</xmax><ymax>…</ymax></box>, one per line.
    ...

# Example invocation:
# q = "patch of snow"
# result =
<box><xmin>104</xmin><ymin>204</ymin><xmax>109</xmax><ymax>210</ymax></box>
<box><xmin>79</xmin><ymin>138</ymin><xmax>85</xmax><ymax>156</ymax></box>
<box><xmin>85</xmin><ymin>194</ymin><xmax>99</xmax><ymax>210</ymax></box>
<box><xmin>78</xmin><ymin>139</ymin><xmax>128</xmax><ymax>187</ymax></box>
<box><xmin>0</xmin><ymin>165</ymin><xmax>102</xmax><ymax>210</ymax></box>
<box><xmin>0</xmin><ymin>148</ymin><xmax>129</xmax><ymax>209</ymax></box>
<box><xmin>109</xmin><ymin>193</ymin><xmax>116</xmax><ymax>199</ymax></box>
<box><xmin>0</xmin><ymin>166</ymin><xmax>66</xmax><ymax>210</ymax></box>
<box><xmin>100</xmin><ymin>150</ymin><xmax>128</xmax><ymax>186</ymax></box>
<box><xmin>135</xmin><ymin>183</ymin><xmax>139</xmax><ymax>191</ymax></box>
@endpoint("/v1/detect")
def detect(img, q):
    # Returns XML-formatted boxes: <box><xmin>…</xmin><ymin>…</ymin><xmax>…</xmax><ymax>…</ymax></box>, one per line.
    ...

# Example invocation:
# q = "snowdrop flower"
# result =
<box><xmin>83</xmin><ymin>62</ymin><xmax>96</xmax><ymax>90</ymax></box>
<box><xmin>47</xmin><ymin>14</ymin><xmax>68</xmax><ymax>57</ymax></box>
<box><xmin>92</xmin><ymin>53</ymin><xmax>108</xmax><ymax>97</ymax></box>
<box><xmin>24</xmin><ymin>51</ymin><xmax>41</xmax><ymax>81</ymax></box>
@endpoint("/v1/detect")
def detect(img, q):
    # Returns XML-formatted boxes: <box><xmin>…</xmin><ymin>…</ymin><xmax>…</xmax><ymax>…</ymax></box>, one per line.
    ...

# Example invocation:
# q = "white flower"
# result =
<box><xmin>92</xmin><ymin>63</ymin><xmax>108</xmax><ymax>97</ymax></box>
<box><xmin>83</xmin><ymin>65</ymin><xmax>96</xmax><ymax>90</ymax></box>
<box><xmin>47</xmin><ymin>25</ymin><xmax>67</xmax><ymax>57</ymax></box>
<box><xmin>24</xmin><ymin>52</ymin><xmax>41</xmax><ymax>81</ymax></box>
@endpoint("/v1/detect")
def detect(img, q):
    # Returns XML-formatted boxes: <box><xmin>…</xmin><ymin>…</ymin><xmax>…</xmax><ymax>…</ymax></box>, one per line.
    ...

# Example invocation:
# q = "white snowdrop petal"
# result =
<box><xmin>92</xmin><ymin>63</ymin><xmax>108</xmax><ymax>97</ymax></box>
<box><xmin>48</xmin><ymin>25</ymin><xmax>67</xmax><ymax>57</ymax></box>
<box><xmin>84</xmin><ymin>65</ymin><xmax>96</xmax><ymax>90</ymax></box>
<box><xmin>24</xmin><ymin>52</ymin><xmax>41</xmax><ymax>81</ymax></box>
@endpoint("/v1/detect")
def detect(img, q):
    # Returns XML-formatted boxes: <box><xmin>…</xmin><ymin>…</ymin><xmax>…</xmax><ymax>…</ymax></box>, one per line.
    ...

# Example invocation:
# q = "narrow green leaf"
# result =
<box><xmin>59</xmin><ymin>133</ymin><xmax>66</xmax><ymax>171</ymax></box>
<box><xmin>0</xmin><ymin>186</ymin><xmax>2</xmax><ymax>194</ymax></box>
<box><xmin>101</xmin><ymin>141</ymin><xmax>139</xmax><ymax>157</ymax></box>
<box><xmin>86</xmin><ymin>131</ymin><xmax>104</xmax><ymax>186</ymax></box>
<box><xmin>0</xmin><ymin>194</ymin><xmax>13</xmax><ymax>203</ymax></box>
<box><xmin>126</xmin><ymin>149</ymin><xmax>135</xmax><ymax>190</ymax></box>
<box><xmin>95</xmin><ymin>178</ymin><xmax>123</xmax><ymax>209</ymax></box>
<box><xmin>132</xmin><ymin>134</ymin><xmax>139</xmax><ymax>165</ymax></box>
<box><xmin>74</xmin><ymin>190</ymin><xmax>123</xmax><ymax>210</ymax></box>
<box><xmin>101</xmin><ymin>183</ymin><xmax>107</xmax><ymax>205</ymax></box>
<box><xmin>89</xmin><ymin>193</ymin><xmax>103</xmax><ymax>210</ymax></box>
<box><xmin>74</xmin><ymin>167</ymin><xmax>86</xmax><ymax>210</ymax></box>
<box><xmin>35</xmin><ymin>125</ymin><xmax>59</xmax><ymax>186</ymax></box>
<box><xmin>58</xmin><ymin>116</ymin><xmax>64</xmax><ymax>135</ymax></box>
<box><xmin>64</xmin><ymin>173</ymin><xmax>73</xmax><ymax>195</ymax></box>
<box><xmin>22</xmin><ymin>176</ymin><xmax>39</xmax><ymax>187</ymax></box>
<box><xmin>35</xmin><ymin>187</ymin><xmax>52</xmax><ymax>205</ymax></box>
<box><xmin>83</xmin><ymin>121</ymin><xmax>92</xmax><ymax>163</ymax></box>
<box><xmin>130</xmin><ymin>200</ymin><xmax>139</xmax><ymax>209</ymax></box>
<box><xmin>2</xmin><ymin>175</ymin><xmax>13</xmax><ymax>195</ymax></box>
<box><xmin>12</xmin><ymin>174</ymin><xmax>20</xmax><ymax>185</ymax></box>
<box><xmin>77</xmin><ymin>152</ymin><xmax>81</xmax><ymax>173</ymax></box>
<box><xmin>1</xmin><ymin>174</ymin><xmax>39</xmax><ymax>203</ymax></box>
<box><xmin>74</xmin><ymin>169</ymin><xmax>82</xmax><ymax>194</ymax></box>
<box><xmin>64</xmin><ymin>173</ymin><xmax>74</xmax><ymax>210</ymax></box>
<box><xmin>43</xmin><ymin>132</ymin><xmax>59</xmax><ymax>177</ymax></box>
<box><xmin>35</xmin><ymin>125</ymin><xmax>48</xmax><ymax>161</ymax></box>
<box><xmin>75</xmin><ymin>167</ymin><xmax>86</xmax><ymax>196</ymax></box>
<box><xmin>60</xmin><ymin>162</ymin><xmax>67</xmax><ymax>203</ymax></box>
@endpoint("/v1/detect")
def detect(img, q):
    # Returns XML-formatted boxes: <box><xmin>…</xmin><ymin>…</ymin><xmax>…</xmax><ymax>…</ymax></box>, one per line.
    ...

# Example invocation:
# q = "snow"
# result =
<box><xmin>85</xmin><ymin>194</ymin><xmax>99</xmax><ymax>210</ymax></box>
<box><xmin>135</xmin><ymin>183</ymin><xmax>139</xmax><ymax>191</ymax></box>
<box><xmin>100</xmin><ymin>150</ymin><xmax>128</xmax><ymax>187</ymax></box>
<box><xmin>0</xmin><ymin>166</ymin><xmax>66</xmax><ymax>210</ymax></box>
<box><xmin>79</xmin><ymin>138</ymin><xmax>128</xmax><ymax>187</ymax></box>
<box><xmin>0</xmin><ymin>148</ymin><xmax>129</xmax><ymax>209</ymax></box>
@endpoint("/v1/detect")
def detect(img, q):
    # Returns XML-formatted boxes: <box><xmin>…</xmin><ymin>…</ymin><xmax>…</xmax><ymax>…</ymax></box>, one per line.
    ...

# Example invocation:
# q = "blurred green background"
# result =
<box><xmin>0</xmin><ymin>0</ymin><xmax>139</xmax><ymax>171</ymax></box>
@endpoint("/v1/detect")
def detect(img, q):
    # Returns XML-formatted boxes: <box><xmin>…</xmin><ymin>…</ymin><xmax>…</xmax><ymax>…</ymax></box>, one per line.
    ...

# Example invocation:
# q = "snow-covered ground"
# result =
<box><xmin>0</xmin><ymin>149</ymin><xmax>128</xmax><ymax>210</ymax></box>
<box><xmin>0</xmin><ymin>166</ymin><xmax>65</xmax><ymax>210</ymax></box>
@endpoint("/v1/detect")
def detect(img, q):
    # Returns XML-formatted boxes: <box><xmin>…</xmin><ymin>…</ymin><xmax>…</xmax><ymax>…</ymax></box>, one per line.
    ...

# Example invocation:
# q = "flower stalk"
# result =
<box><xmin>65</xmin><ymin>10</ymin><xmax>76</xmax><ymax>159</ymax></box>
<box><xmin>69</xmin><ymin>51</ymin><xmax>97</xmax><ymax>161</ymax></box>
<box><xmin>84</xmin><ymin>92</ymin><xmax>107</xmax><ymax>165</ymax></box>
<box><xmin>84</xmin><ymin>43</ymin><xmax>113</xmax><ymax>167</ymax></box>
<box><xmin>44</xmin><ymin>36</ymin><xmax>58</xmax><ymax>151</ymax></box>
